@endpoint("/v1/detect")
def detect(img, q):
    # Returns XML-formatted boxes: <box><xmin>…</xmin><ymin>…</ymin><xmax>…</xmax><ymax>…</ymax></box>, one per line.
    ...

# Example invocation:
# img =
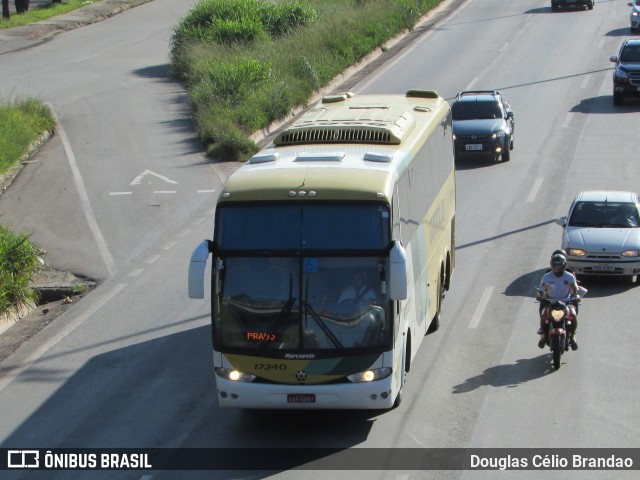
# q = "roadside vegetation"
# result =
<box><xmin>170</xmin><ymin>0</ymin><xmax>444</xmax><ymax>161</ymax></box>
<box><xmin>0</xmin><ymin>0</ymin><xmax>99</xmax><ymax>28</ymax></box>
<box><xmin>0</xmin><ymin>226</ymin><xmax>44</xmax><ymax>316</ymax></box>
<box><xmin>0</xmin><ymin>96</ymin><xmax>55</xmax><ymax>173</ymax></box>
<box><xmin>0</xmin><ymin>96</ymin><xmax>54</xmax><ymax>317</ymax></box>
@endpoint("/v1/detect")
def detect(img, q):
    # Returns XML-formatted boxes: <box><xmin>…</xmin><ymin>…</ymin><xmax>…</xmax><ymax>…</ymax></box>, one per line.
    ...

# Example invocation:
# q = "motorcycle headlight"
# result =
<box><xmin>622</xmin><ymin>250</ymin><xmax>640</xmax><ymax>257</ymax></box>
<box><xmin>616</xmin><ymin>68</ymin><xmax>629</xmax><ymax>79</ymax></box>
<box><xmin>347</xmin><ymin>367</ymin><xmax>392</xmax><ymax>383</ymax></box>
<box><xmin>550</xmin><ymin>309</ymin><xmax>565</xmax><ymax>321</ymax></box>
<box><xmin>215</xmin><ymin>367</ymin><xmax>256</xmax><ymax>382</ymax></box>
<box><xmin>568</xmin><ymin>248</ymin><xmax>586</xmax><ymax>257</ymax></box>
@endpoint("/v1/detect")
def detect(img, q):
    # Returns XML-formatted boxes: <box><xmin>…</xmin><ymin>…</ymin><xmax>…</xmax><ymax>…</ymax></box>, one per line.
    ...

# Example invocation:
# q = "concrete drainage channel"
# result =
<box><xmin>0</xmin><ymin>269</ymin><xmax>95</xmax><ymax>337</ymax></box>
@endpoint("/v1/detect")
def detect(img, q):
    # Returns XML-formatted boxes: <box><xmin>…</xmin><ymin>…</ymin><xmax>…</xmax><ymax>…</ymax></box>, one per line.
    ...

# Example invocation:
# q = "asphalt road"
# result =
<box><xmin>1</xmin><ymin>0</ymin><xmax>640</xmax><ymax>479</ymax></box>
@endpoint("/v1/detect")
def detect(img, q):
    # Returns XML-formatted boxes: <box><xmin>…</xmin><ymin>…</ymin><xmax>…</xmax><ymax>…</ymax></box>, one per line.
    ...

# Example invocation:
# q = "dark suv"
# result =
<box><xmin>611</xmin><ymin>39</ymin><xmax>640</xmax><ymax>105</ymax></box>
<box><xmin>451</xmin><ymin>90</ymin><xmax>515</xmax><ymax>163</ymax></box>
<box><xmin>551</xmin><ymin>0</ymin><xmax>594</xmax><ymax>10</ymax></box>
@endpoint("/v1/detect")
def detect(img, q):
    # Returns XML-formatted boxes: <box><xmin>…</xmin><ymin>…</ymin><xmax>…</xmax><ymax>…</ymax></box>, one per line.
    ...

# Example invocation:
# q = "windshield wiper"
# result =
<box><xmin>304</xmin><ymin>302</ymin><xmax>344</xmax><ymax>350</ymax></box>
<box><xmin>303</xmin><ymin>278</ymin><xmax>343</xmax><ymax>350</ymax></box>
<box><xmin>259</xmin><ymin>273</ymin><xmax>296</xmax><ymax>351</ymax></box>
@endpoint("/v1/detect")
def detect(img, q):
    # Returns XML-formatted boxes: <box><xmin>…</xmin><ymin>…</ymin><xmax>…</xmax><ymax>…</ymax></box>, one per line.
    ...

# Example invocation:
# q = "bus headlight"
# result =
<box><xmin>347</xmin><ymin>367</ymin><xmax>392</xmax><ymax>383</ymax></box>
<box><xmin>215</xmin><ymin>367</ymin><xmax>256</xmax><ymax>382</ymax></box>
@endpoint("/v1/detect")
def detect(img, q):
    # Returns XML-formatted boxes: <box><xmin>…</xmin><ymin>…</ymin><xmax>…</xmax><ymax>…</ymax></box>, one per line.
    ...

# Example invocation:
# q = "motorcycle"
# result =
<box><xmin>535</xmin><ymin>286</ymin><xmax>587</xmax><ymax>370</ymax></box>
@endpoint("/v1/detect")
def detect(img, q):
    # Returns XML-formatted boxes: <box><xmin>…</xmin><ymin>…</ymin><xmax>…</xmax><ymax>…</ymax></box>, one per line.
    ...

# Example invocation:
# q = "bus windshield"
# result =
<box><xmin>215</xmin><ymin>203</ymin><xmax>390</xmax><ymax>251</ymax></box>
<box><xmin>213</xmin><ymin>256</ymin><xmax>391</xmax><ymax>353</ymax></box>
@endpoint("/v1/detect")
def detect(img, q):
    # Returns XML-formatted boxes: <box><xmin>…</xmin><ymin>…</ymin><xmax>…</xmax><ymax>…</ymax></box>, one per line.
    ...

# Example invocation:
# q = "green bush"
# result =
<box><xmin>171</xmin><ymin>0</ymin><xmax>444</xmax><ymax>160</ymax></box>
<box><xmin>0</xmin><ymin>226</ymin><xmax>44</xmax><ymax>315</ymax></box>
<box><xmin>191</xmin><ymin>57</ymin><xmax>272</xmax><ymax>101</ymax></box>
<box><xmin>0</xmin><ymin>97</ymin><xmax>54</xmax><ymax>174</ymax></box>
<box><xmin>171</xmin><ymin>0</ymin><xmax>316</xmax><ymax>55</ymax></box>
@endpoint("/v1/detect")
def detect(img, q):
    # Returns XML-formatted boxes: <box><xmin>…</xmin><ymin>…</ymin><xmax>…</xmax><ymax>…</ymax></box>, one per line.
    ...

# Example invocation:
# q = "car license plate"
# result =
<box><xmin>592</xmin><ymin>264</ymin><xmax>615</xmax><ymax>271</ymax></box>
<box><xmin>466</xmin><ymin>144</ymin><xmax>482</xmax><ymax>151</ymax></box>
<box><xmin>287</xmin><ymin>393</ymin><xmax>315</xmax><ymax>403</ymax></box>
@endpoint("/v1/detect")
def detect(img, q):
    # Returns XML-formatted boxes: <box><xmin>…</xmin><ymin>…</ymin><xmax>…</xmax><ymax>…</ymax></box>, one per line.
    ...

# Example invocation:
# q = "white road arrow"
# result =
<box><xmin>130</xmin><ymin>169</ymin><xmax>179</xmax><ymax>186</ymax></box>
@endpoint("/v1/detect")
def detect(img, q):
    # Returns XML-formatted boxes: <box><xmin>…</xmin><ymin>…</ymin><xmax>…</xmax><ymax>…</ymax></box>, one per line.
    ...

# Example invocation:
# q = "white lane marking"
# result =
<box><xmin>109</xmin><ymin>192</ymin><xmax>132</xmax><ymax>196</ymax></box>
<box><xmin>0</xmin><ymin>283</ymin><xmax>127</xmax><ymax>392</ymax></box>
<box><xmin>179</xmin><ymin>229</ymin><xmax>193</xmax><ymax>238</ymax></box>
<box><xmin>561</xmin><ymin>112</ymin><xmax>573</xmax><ymax>128</ymax></box>
<box><xmin>145</xmin><ymin>255</ymin><xmax>161</xmax><ymax>264</ymax></box>
<box><xmin>128</xmin><ymin>268</ymin><xmax>144</xmax><ymax>277</ymax></box>
<box><xmin>47</xmin><ymin>104</ymin><xmax>116</xmax><ymax>276</ymax></box>
<box><xmin>468</xmin><ymin>286</ymin><xmax>494</xmax><ymax>329</ymax></box>
<box><xmin>77</xmin><ymin>54</ymin><xmax>99</xmax><ymax>62</ymax></box>
<box><xmin>163</xmin><ymin>241</ymin><xmax>177</xmax><ymax>250</ymax></box>
<box><xmin>130</xmin><ymin>169</ymin><xmax>178</xmax><ymax>185</ymax></box>
<box><xmin>499</xmin><ymin>42</ymin><xmax>509</xmax><ymax>53</ymax></box>
<box><xmin>465</xmin><ymin>77</ymin><xmax>479</xmax><ymax>91</ymax></box>
<box><xmin>526</xmin><ymin>178</ymin><xmax>544</xmax><ymax>203</ymax></box>
<box><xmin>153</xmin><ymin>191</ymin><xmax>177</xmax><ymax>194</ymax></box>
<box><xmin>197</xmin><ymin>189</ymin><xmax>217</xmax><ymax>193</ymax></box>
<box><xmin>580</xmin><ymin>75</ymin><xmax>589</xmax><ymax>90</ymax></box>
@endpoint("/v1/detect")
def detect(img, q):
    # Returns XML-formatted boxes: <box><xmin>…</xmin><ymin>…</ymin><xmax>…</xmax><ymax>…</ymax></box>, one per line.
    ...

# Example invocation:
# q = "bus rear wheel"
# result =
<box><xmin>427</xmin><ymin>271</ymin><xmax>444</xmax><ymax>334</ymax></box>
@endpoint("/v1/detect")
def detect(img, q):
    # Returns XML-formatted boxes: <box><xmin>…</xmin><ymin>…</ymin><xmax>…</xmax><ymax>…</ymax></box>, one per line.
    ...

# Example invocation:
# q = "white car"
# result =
<box><xmin>630</xmin><ymin>0</ymin><xmax>640</xmax><ymax>32</ymax></box>
<box><xmin>555</xmin><ymin>191</ymin><xmax>640</xmax><ymax>281</ymax></box>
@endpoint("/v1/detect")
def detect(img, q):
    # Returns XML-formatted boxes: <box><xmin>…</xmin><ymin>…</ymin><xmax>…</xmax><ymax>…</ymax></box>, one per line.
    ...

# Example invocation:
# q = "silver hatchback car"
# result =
<box><xmin>555</xmin><ymin>191</ymin><xmax>640</xmax><ymax>281</ymax></box>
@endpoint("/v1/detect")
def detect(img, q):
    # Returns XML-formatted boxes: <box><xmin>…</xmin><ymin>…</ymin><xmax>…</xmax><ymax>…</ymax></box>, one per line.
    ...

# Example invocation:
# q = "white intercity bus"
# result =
<box><xmin>189</xmin><ymin>90</ymin><xmax>455</xmax><ymax>409</ymax></box>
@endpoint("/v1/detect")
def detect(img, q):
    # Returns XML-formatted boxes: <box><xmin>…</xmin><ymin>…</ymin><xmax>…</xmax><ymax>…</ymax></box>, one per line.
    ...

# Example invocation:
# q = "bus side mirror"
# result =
<box><xmin>188</xmin><ymin>240</ymin><xmax>211</xmax><ymax>299</ymax></box>
<box><xmin>389</xmin><ymin>241</ymin><xmax>408</xmax><ymax>300</ymax></box>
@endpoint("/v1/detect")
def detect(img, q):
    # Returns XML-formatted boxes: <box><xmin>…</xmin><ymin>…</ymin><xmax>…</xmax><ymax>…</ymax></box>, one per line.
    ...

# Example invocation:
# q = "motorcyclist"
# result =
<box><xmin>537</xmin><ymin>253</ymin><xmax>579</xmax><ymax>350</ymax></box>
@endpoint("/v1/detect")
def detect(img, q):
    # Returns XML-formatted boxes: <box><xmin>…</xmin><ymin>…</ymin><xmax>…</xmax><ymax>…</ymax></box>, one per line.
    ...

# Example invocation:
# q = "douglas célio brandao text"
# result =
<box><xmin>469</xmin><ymin>453</ymin><xmax>634</xmax><ymax>470</ymax></box>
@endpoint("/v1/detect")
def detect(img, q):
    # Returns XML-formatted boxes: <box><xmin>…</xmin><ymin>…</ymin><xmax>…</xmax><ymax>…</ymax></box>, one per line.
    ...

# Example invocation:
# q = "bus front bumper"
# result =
<box><xmin>215</xmin><ymin>376</ymin><xmax>396</xmax><ymax>410</ymax></box>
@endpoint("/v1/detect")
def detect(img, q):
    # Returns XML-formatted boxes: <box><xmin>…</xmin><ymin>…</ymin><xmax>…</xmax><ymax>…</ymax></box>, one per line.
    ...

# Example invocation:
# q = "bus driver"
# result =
<box><xmin>338</xmin><ymin>271</ymin><xmax>377</xmax><ymax>306</ymax></box>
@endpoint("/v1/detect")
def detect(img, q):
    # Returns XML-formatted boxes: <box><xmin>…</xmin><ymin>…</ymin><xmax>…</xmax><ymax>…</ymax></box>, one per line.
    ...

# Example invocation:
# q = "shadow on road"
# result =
<box><xmin>451</xmin><ymin>354</ymin><xmax>556</xmax><ymax>394</ymax></box>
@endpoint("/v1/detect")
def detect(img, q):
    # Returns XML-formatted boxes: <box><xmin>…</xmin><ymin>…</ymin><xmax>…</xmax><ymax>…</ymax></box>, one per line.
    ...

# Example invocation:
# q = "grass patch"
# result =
<box><xmin>0</xmin><ymin>96</ymin><xmax>53</xmax><ymax>316</ymax></box>
<box><xmin>0</xmin><ymin>226</ymin><xmax>44</xmax><ymax>316</ymax></box>
<box><xmin>0</xmin><ymin>0</ymin><xmax>101</xmax><ymax>29</ymax></box>
<box><xmin>171</xmin><ymin>0</ymin><xmax>444</xmax><ymax>161</ymax></box>
<box><xmin>0</xmin><ymin>96</ymin><xmax>55</xmax><ymax>175</ymax></box>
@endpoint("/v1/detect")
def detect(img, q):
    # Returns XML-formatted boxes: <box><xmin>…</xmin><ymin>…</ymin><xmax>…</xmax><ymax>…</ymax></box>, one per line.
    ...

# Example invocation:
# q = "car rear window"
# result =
<box><xmin>451</xmin><ymin>101</ymin><xmax>502</xmax><ymax>120</ymax></box>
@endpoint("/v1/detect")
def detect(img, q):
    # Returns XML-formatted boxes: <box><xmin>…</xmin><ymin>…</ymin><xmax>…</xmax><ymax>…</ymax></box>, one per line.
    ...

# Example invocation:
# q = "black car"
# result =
<box><xmin>551</xmin><ymin>0</ymin><xmax>594</xmax><ymax>10</ymax></box>
<box><xmin>451</xmin><ymin>90</ymin><xmax>515</xmax><ymax>163</ymax></box>
<box><xmin>610</xmin><ymin>39</ymin><xmax>640</xmax><ymax>106</ymax></box>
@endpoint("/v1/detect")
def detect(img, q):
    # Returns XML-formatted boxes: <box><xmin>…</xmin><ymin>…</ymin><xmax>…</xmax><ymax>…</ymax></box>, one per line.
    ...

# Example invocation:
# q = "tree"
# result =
<box><xmin>15</xmin><ymin>0</ymin><xmax>29</xmax><ymax>14</ymax></box>
<box><xmin>2</xmin><ymin>0</ymin><xmax>10</xmax><ymax>20</ymax></box>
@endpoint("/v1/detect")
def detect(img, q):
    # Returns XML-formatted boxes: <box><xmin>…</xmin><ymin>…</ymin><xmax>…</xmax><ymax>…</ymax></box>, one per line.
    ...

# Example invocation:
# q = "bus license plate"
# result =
<box><xmin>466</xmin><ymin>144</ymin><xmax>482</xmax><ymax>151</ymax></box>
<box><xmin>287</xmin><ymin>393</ymin><xmax>315</xmax><ymax>404</ymax></box>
